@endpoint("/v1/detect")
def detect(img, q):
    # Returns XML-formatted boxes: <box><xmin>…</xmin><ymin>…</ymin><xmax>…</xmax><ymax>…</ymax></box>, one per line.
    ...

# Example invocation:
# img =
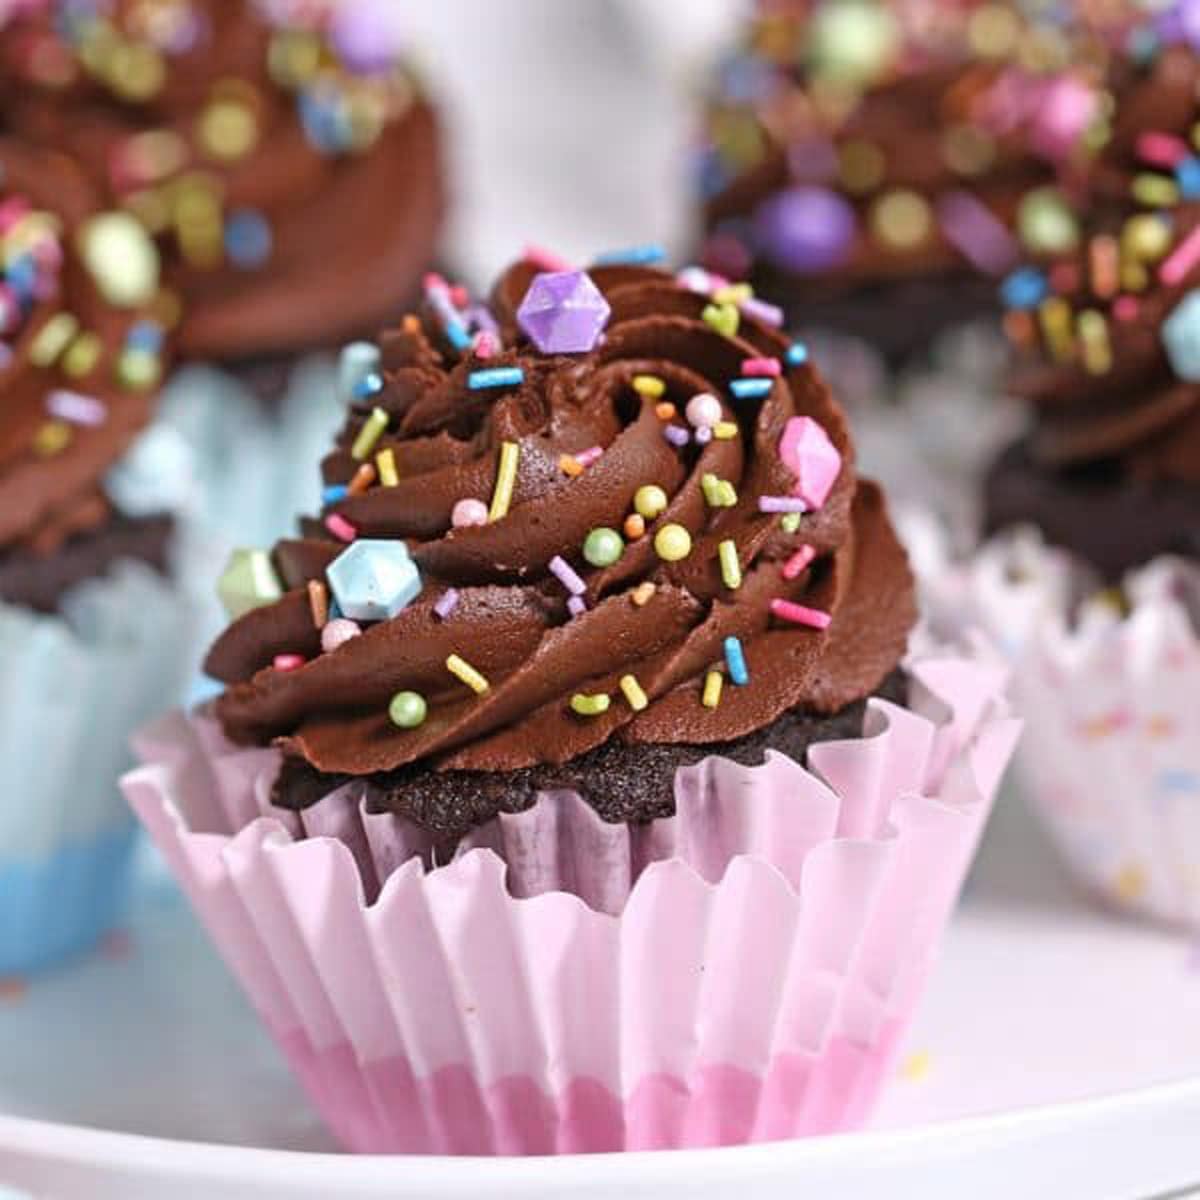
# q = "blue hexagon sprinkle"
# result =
<box><xmin>1162</xmin><ymin>288</ymin><xmax>1200</xmax><ymax>381</ymax></box>
<box><xmin>326</xmin><ymin>539</ymin><xmax>422</xmax><ymax>622</ymax></box>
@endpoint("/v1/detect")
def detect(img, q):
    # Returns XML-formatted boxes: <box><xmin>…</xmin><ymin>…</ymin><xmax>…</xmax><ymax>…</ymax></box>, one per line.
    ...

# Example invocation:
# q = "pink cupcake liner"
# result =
<box><xmin>122</xmin><ymin>651</ymin><xmax>1018</xmax><ymax>1155</ymax></box>
<box><xmin>915</xmin><ymin>527</ymin><xmax>1200</xmax><ymax>930</ymax></box>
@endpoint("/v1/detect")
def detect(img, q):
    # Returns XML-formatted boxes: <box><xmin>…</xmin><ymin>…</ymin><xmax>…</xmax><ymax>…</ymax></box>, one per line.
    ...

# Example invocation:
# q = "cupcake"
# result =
<box><xmin>124</xmin><ymin>250</ymin><xmax>1019</xmax><ymax>1153</ymax></box>
<box><xmin>958</xmin><ymin>10</ymin><xmax>1200</xmax><ymax>928</ymax></box>
<box><xmin>696</xmin><ymin>0</ymin><xmax>1111</xmax><ymax>368</ymax></box>
<box><xmin>0</xmin><ymin>137</ymin><xmax>193</xmax><ymax>973</ymax></box>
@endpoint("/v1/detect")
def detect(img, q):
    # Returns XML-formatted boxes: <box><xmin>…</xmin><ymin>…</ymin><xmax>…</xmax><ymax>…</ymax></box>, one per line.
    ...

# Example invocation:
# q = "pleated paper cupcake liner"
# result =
<box><xmin>0</xmin><ymin>559</ymin><xmax>196</xmax><ymax>974</ymax></box>
<box><xmin>122</xmin><ymin>648</ymin><xmax>1018</xmax><ymax>1154</ymax></box>
<box><xmin>918</xmin><ymin>527</ymin><xmax>1200</xmax><ymax>930</ymax></box>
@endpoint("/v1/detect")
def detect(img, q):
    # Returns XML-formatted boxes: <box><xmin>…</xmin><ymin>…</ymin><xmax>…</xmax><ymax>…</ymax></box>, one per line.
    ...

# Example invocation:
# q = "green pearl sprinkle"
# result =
<box><xmin>571</xmin><ymin>692</ymin><xmax>611</xmax><ymax>716</ymax></box>
<box><xmin>634</xmin><ymin>485</ymin><xmax>669</xmax><ymax>519</ymax></box>
<box><xmin>583</xmin><ymin>527</ymin><xmax>624</xmax><ymax>567</ymax></box>
<box><xmin>388</xmin><ymin>690</ymin><xmax>428</xmax><ymax>728</ymax></box>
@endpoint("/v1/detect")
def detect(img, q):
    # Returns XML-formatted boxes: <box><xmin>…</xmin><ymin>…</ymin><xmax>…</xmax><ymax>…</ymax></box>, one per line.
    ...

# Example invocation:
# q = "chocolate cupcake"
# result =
<box><xmin>697</xmin><ymin>0</ymin><xmax>1111</xmax><ymax>367</ymax></box>
<box><xmin>0</xmin><ymin>137</ymin><xmax>192</xmax><ymax>973</ymax></box>
<box><xmin>0</xmin><ymin>0</ymin><xmax>444</xmax><ymax>368</ymax></box>
<box><xmin>125</xmin><ymin>252</ymin><xmax>1018</xmax><ymax>1153</ymax></box>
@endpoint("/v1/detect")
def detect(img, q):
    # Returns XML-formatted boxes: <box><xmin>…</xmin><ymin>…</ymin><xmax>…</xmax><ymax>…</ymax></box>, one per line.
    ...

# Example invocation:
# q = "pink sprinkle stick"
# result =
<box><xmin>1137</xmin><ymin>130</ymin><xmax>1189</xmax><ymax>168</ymax></box>
<box><xmin>742</xmin><ymin>357</ymin><xmax>781</xmax><ymax>377</ymax></box>
<box><xmin>325</xmin><ymin>513</ymin><xmax>358</xmax><ymax>543</ymax></box>
<box><xmin>574</xmin><ymin>446</ymin><xmax>603</xmax><ymax>467</ymax></box>
<box><xmin>1159</xmin><ymin>224</ymin><xmax>1200</xmax><ymax>286</ymax></box>
<box><xmin>524</xmin><ymin>244</ymin><xmax>573</xmax><ymax>272</ymax></box>
<box><xmin>273</xmin><ymin>654</ymin><xmax>306</xmax><ymax>672</ymax></box>
<box><xmin>769</xmin><ymin>599</ymin><xmax>831</xmax><ymax>629</ymax></box>
<box><xmin>782</xmin><ymin>544</ymin><xmax>816</xmax><ymax>580</ymax></box>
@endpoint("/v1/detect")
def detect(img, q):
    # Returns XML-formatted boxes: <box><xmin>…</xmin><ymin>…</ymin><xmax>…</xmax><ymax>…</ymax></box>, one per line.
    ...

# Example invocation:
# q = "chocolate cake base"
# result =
<box><xmin>0</xmin><ymin>512</ymin><xmax>174</xmax><ymax>614</ymax></box>
<box><xmin>273</xmin><ymin>669</ymin><xmax>909</xmax><ymax>841</ymax></box>
<box><xmin>983</xmin><ymin>439</ymin><xmax>1200</xmax><ymax>581</ymax></box>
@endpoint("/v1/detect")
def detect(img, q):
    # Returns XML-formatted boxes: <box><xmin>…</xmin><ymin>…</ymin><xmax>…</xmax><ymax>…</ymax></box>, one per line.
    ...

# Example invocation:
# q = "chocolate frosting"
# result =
<box><xmin>206</xmin><ymin>260</ymin><xmax>916</xmax><ymax>796</ymax></box>
<box><xmin>0</xmin><ymin>0</ymin><xmax>443</xmax><ymax>361</ymax></box>
<box><xmin>0</xmin><ymin>138</ymin><xmax>165</xmax><ymax>560</ymax></box>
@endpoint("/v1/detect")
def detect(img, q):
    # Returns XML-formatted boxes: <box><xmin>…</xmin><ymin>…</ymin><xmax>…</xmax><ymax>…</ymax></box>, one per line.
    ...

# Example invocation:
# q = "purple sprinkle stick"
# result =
<box><xmin>434</xmin><ymin>588</ymin><xmax>461</xmax><ymax>620</ymax></box>
<box><xmin>739</xmin><ymin>296</ymin><xmax>784</xmax><ymax>327</ymax></box>
<box><xmin>46</xmin><ymin>389</ymin><xmax>108</xmax><ymax>427</ymax></box>
<box><xmin>758</xmin><ymin>495</ymin><xmax>809</xmax><ymax>513</ymax></box>
<box><xmin>567</xmin><ymin>595</ymin><xmax>587</xmax><ymax>617</ymax></box>
<box><xmin>663</xmin><ymin>425</ymin><xmax>690</xmax><ymax>447</ymax></box>
<box><xmin>936</xmin><ymin>191</ymin><xmax>1019</xmax><ymax>276</ymax></box>
<box><xmin>549</xmin><ymin>554</ymin><xmax>587</xmax><ymax>596</ymax></box>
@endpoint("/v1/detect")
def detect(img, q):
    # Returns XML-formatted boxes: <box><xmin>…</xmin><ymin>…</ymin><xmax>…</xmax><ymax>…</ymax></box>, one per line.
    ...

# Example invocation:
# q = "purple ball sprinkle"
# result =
<box><xmin>663</xmin><ymin>425</ymin><xmax>690</xmax><ymax>448</ymax></box>
<box><xmin>753</xmin><ymin>186</ymin><xmax>857</xmax><ymax>274</ymax></box>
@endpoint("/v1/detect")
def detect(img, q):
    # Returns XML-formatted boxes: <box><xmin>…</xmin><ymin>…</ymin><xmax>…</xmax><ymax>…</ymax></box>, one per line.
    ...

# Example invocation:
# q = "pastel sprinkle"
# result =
<box><xmin>549</xmin><ymin>554</ymin><xmax>587</xmax><ymax>595</ymax></box>
<box><xmin>785</xmin><ymin>342</ymin><xmax>809</xmax><ymax>366</ymax></box>
<box><xmin>489</xmin><ymin>441</ymin><xmax>520</xmax><ymax>522</ymax></box>
<box><xmin>434</xmin><ymin>588</ymin><xmax>460</xmax><ymax>620</ymax></box>
<box><xmin>718</xmin><ymin>539</ymin><xmax>742</xmax><ymax>589</ymax></box>
<box><xmin>758</xmin><ymin>495</ymin><xmax>808</xmax><ymax>513</ymax></box>
<box><xmin>446</xmin><ymin>653</ymin><xmax>489</xmax><ymax>695</ymax></box>
<box><xmin>46</xmin><ymin>389</ymin><xmax>106</xmax><ymax>426</ymax></box>
<box><xmin>619</xmin><ymin>674</ymin><xmax>649</xmax><ymax>712</ymax></box>
<box><xmin>307</xmin><ymin>579</ymin><xmax>329</xmax><ymax>628</ymax></box>
<box><xmin>783</xmin><ymin>544</ymin><xmax>816</xmax><ymax>580</ymax></box>
<box><xmin>741</xmin><ymin>357</ymin><xmax>781</xmax><ymax>377</ymax></box>
<box><xmin>321</xmin><ymin>617</ymin><xmax>362</xmax><ymax>653</ymax></box>
<box><xmin>713</xmin><ymin>421</ymin><xmax>739</xmax><ymax>439</ymax></box>
<box><xmin>468</xmin><ymin>367</ymin><xmax>524</xmax><ymax>390</ymax></box>
<box><xmin>624</xmin><ymin>513</ymin><xmax>646</xmax><ymax>540</ymax></box>
<box><xmin>635</xmin><ymin>484</ymin><xmax>669</xmax><ymax>518</ymax></box>
<box><xmin>1138</xmin><ymin>130</ymin><xmax>1189</xmax><ymax>168</ymax></box>
<box><xmin>685</xmin><ymin>392</ymin><xmax>722</xmax><ymax>428</ymax></box>
<box><xmin>655</xmin><ymin>402</ymin><xmax>678</xmax><ymax>421</ymax></box>
<box><xmin>702</xmin><ymin>301</ymin><xmax>739</xmax><ymax>338</ymax></box>
<box><xmin>524</xmin><ymin>243</ymin><xmax>573</xmax><ymax>272</ymax></box>
<box><xmin>592</xmin><ymin>243</ymin><xmax>665</xmax><ymax>266</ymax></box>
<box><xmin>702</xmin><ymin>669</ymin><xmax>723</xmax><ymax>708</ymax></box>
<box><xmin>663</xmin><ymin>424</ymin><xmax>690</xmax><ymax>447</ymax></box>
<box><xmin>443</xmin><ymin>319</ymin><xmax>471</xmax><ymax>351</ymax></box>
<box><xmin>712</xmin><ymin>283</ymin><xmax>752</xmax><ymax>304</ymax></box>
<box><xmin>352</xmin><ymin>371</ymin><xmax>384</xmax><ymax>399</ymax></box>
<box><xmin>273</xmin><ymin>654</ymin><xmax>306</xmax><ymax>672</ymax></box>
<box><xmin>739</xmin><ymin>297</ymin><xmax>784</xmax><ymax>326</ymax></box>
<box><xmin>325</xmin><ymin>513</ymin><xmax>358</xmax><ymax>543</ymax></box>
<box><xmin>389</xmin><ymin>691</ymin><xmax>428</xmax><ymax>729</ymax></box>
<box><xmin>655</xmin><ymin>523</ymin><xmax>692</xmax><ymax>562</ymax></box>
<box><xmin>583</xmin><ymin>527</ymin><xmax>624</xmax><ymax>567</ymax></box>
<box><xmin>1159</xmin><ymin>223</ymin><xmax>1200</xmax><ymax>286</ymax></box>
<box><xmin>323</xmin><ymin>484</ymin><xmax>348</xmax><ymax>504</ymax></box>
<box><xmin>631</xmin><ymin>582</ymin><xmax>657</xmax><ymax>606</ymax></box>
<box><xmin>723</xmin><ymin>636</ymin><xmax>748</xmax><ymax>686</ymax></box>
<box><xmin>730</xmin><ymin>377</ymin><xmax>773</xmax><ymax>400</ymax></box>
<box><xmin>348</xmin><ymin>463</ymin><xmax>376</xmax><ymax>495</ymax></box>
<box><xmin>575</xmin><ymin>446</ymin><xmax>603</xmax><ymax>467</ymax></box>
<box><xmin>559</xmin><ymin>454</ymin><xmax>584</xmax><ymax>477</ymax></box>
<box><xmin>29</xmin><ymin>312</ymin><xmax>78</xmax><ymax>367</ymax></box>
<box><xmin>452</xmin><ymin>498</ymin><xmax>489</xmax><ymax>528</ymax></box>
<box><xmin>473</xmin><ymin>330</ymin><xmax>498</xmax><ymax>358</ymax></box>
<box><xmin>351</xmin><ymin>406</ymin><xmax>389</xmax><ymax>461</ymax></box>
<box><xmin>571</xmin><ymin>692</ymin><xmax>611</xmax><ymax>716</ymax></box>
<box><xmin>32</xmin><ymin>420</ymin><xmax>70</xmax><ymax>455</ymax></box>
<box><xmin>770</xmin><ymin>599</ymin><xmax>832</xmax><ymax>629</ymax></box>
<box><xmin>567</xmin><ymin>595</ymin><xmax>587</xmax><ymax>617</ymax></box>
<box><xmin>695</xmin><ymin>425</ymin><xmax>713</xmax><ymax>445</ymax></box>
<box><xmin>376</xmin><ymin>448</ymin><xmax>399</xmax><ymax>487</ymax></box>
<box><xmin>633</xmin><ymin>374</ymin><xmax>665</xmax><ymax>397</ymax></box>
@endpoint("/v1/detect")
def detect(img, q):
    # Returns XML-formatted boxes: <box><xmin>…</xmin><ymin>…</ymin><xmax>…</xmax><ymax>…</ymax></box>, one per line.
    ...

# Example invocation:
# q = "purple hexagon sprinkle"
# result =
<box><xmin>517</xmin><ymin>270</ymin><xmax>612</xmax><ymax>354</ymax></box>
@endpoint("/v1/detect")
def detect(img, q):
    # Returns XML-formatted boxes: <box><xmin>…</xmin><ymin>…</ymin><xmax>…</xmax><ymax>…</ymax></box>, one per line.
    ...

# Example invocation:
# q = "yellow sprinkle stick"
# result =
<box><xmin>718</xmin><ymin>539</ymin><xmax>742</xmax><ymax>590</ymax></box>
<box><xmin>702</xmin><ymin>670</ymin><xmax>723</xmax><ymax>709</ymax></box>
<box><xmin>29</xmin><ymin>312</ymin><xmax>80</xmax><ymax>367</ymax></box>
<box><xmin>631</xmin><ymin>582</ymin><xmax>657</xmax><ymax>607</ymax></box>
<box><xmin>713</xmin><ymin>420</ymin><xmax>739</xmax><ymax>440</ymax></box>
<box><xmin>570</xmin><ymin>692</ymin><xmax>611</xmax><ymax>716</ymax></box>
<box><xmin>489</xmin><ymin>440</ymin><xmax>520</xmax><ymax>522</ymax></box>
<box><xmin>446</xmin><ymin>653</ymin><xmax>489</xmax><ymax>695</ymax></box>
<box><xmin>632</xmin><ymin>374</ymin><xmax>665</xmax><ymax>398</ymax></box>
<box><xmin>375</xmin><ymin>447</ymin><xmax>399</xmax><ymax>487</ymax></box>
<box><xmin>351</xmin><ymin>406</ymin><xmax>389</xmax><ymax>461</ymax></box>
<box><xmin>619</xmin><ymin>674</ymin><xmax>648</xmax><ymax>712</ymax></box>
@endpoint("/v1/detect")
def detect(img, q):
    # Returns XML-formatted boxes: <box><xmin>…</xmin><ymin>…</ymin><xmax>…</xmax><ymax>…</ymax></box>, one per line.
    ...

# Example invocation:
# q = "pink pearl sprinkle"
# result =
<box><xmin>325</xmin><ymin>513</ymin><xmax>358</xmax><ymax>543</ymax></box>
<box><xmin>321</xmin><ymin>618</ymin><xmax>362</xmax><ymax>653</ymax></box>
<box><xmin>452</xmin><ymin>498</ymin><xmax>489</xmax><ymax>528</ymax></box>
<box><xmin>1112</xmin><ymin>295</ymin><xmax>1140</xmax><ymax>322</ymax></box>
<box><xmin>685</xmin><ymin>392</ymin><xmax>722</xmax><ymax>429</ymax></box>
<box><xmin>769</xmin><ymin>599</ymin><xmax>831</xmax><ymax>629</ymax></box>
<box><xmin>273</xmin><ymin>654</ymin><xmax>306</xmax><ymax>672</ymax></box>
<box><xmin>741</xmin><ymin>357</ymin><xmax>781</xmax><ymax>377</ymax></box>
<box><xmin>524</xmin><ymin>243</ymin><xmax>574</xmax><ymax>272</ymax></box>
<box><xmin>782</xmin><ymin>544</ymin><xmax>816</xmax><ymax>581</ymax></box>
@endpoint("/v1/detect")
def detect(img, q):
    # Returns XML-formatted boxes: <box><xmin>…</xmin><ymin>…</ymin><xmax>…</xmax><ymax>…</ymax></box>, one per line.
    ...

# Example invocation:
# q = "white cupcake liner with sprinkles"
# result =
<box><xmin>917</xmin><ymin>527</ymin><xmax>1200</xmax><ymax>931</ymax></box>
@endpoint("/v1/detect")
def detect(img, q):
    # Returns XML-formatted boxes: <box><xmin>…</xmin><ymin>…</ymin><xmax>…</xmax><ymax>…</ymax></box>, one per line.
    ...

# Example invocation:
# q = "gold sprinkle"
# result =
<box><xmin>446</xmin><ymin>653</ymin><xmax>489</xmax><ymax>695</ymax></box>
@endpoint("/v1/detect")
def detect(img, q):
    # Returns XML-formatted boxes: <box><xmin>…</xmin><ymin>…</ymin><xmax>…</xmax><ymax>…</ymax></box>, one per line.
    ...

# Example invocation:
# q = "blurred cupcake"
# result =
<box><xmin>962</xmin><ymin>7</ymin><xmax>1200</xmax><ymax>928</ymax></box>
<box><xmin>125</xmin><ymin>249</ymin><xmax>1018</xmax><ymax>1153</ymax></box>
<box><xmin>696</xmin><ymin>0</ymin><xmax>1113</xmax><ymax>369</ymax></box>
<box><xmin>0</xmin><ymin>137</ymin><xmax>193</xmax><ymax>973</ymax></box>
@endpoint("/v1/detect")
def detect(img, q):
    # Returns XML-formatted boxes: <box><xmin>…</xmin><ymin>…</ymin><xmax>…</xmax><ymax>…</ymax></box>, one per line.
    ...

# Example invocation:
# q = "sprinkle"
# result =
<box><xmin>443</xmin><ymin>319</ymin><xmax>472</xmax><ymax>351</ymax></box>
<box><xmin>1138</xmin><ymin>130</ymin><xmax>1189</xmax><ymax>168</ymax></box>
<box><xmin>770</xmin><ymin>599</ymin><xmax>832</xmax><ymax>629</ymax></box>
<box><xmin>758</xmin><ymin>495</ymin><xmax>808</xmax><ymax>514</ymax></box>
<box><xmin>46</xmin><ymin>389</ymin><xmax>106</xmax><ymax>426</ymax></box>
<box><xmin>549</xmin><ymin>554</ymin><xmax>587</xmax><ymax>595</ymax></box>
<box><xmin>702</xmin><ymin>669</ymin><xmax>724</xmax><ymax>709</ymax></box>
<box><xmin>560</xmin><ymin>454</ymin><xmax>584</xmax><ymax>477</ymax></box>
<box><xmin>325</xmin><ymin>513</ymin><xmax>358</xmax><ymax>543</ymax></box>
<box><xmin>469</xmin><ymin>367</ymin><xmax>524</xmax><ymax>390</ymax></box>
<box><xmin>936</xmin><ymin>190</ymin><xmax>1018</xmax><ymax>274</ymax></box>
<box><xmin>1038</xmin><ymin>296</ymin><xmax>1075</xmax><ymax>362</ymax></box>
<box><xmin>1089</xmin><ymin>235</ymin><xmax>1120</xmax><ymax>299</ymax></box>
<box><xmin>713</xmin><ymin>421</ymin><xmax>739</xmax><ymax>440</ymax></box>
<box><xmin>1113</xmin><ymin>295</ymin><xmax>1140</xmax><ymax>322</ymax></box>
<box><xmin>274</xmin><ymin>654</ymin><xmax>306</xmax><ymax>672</ymax></box>
<box><xmin>575</xmin><ymin>446</ymin><xmax>603</xmax><ymax>467</ymax></box>
<box><xmin>322</xmin><ymin>484</ymin><xmax>349</xmax><ymax>504</ymax></box>
<box><xmin>352</xmin><ymin>372</ymin><xmax>384</xmax><ymax>399</ymax></box>
<box><xmin>376</xmin><ymin>448</ymin><xmax>399</xmax><ymax>487</ymax></box>
<box><xmin>592</xmin><ymin>243</ymin><xmax>665</xmax><ymax>266</ymax></box>
<box><xmin>320</xmin><ymin>616</ymin><xmax>361</xmax><ymax>653</ymax></box>
<box><xmin>724</xmin><ymin>636</ymin><xmax>748</xmax><ymax>686</ymax></box>
<box><xmin>685</xmin><ymin>392</ymin><xmax>722</xmax><ymax>428</ymax></box>
<box><xmin>718</xmin><ymin>539</ymin><xmax>742</xmax><ymax>590</ymax></box>
<box><xmin>434</xmin><ymin>588</ymin><xmax>461</xmax><ymax>620</ymax></box>
<box><xmin>631</xmin><ymin>582</ymin><xmax>657</xmax><ymax>607</ymax></box>
<box><xmin>583</xmin><ymin>527</ymin><xmax>624</xmax><ymax>567</ymax></box>
<box><xmin>695</xmin><ymin>426</ymin><xmax>713</xmax><ymax>446</ymax></box>
<box><xmin>1001</xmin><ymin>266</ymin><xmax>1048</xmax><ymax>310</ymax></box>
<box><xmin>784</xmin><ymin>342</ymin><xmax>809</xmax><ymax>367</ymax></box>
<box><xmin>619</xmin><ymin>674</ymin><xmax>649</xmax><ymax>712</ymax></box>
<box><xmin>351</xmin><ymin>407</ymin><xmax>389</xmax><ymax>461</ymax></box>
<box><xmin>473</xmin><ymin>330</ymin><xmax>498</xmax><ymax>359</ymax></box>
<box><xmin>452</xmin><ymin>498</ymin><xmax>489</xmax><ymax>528</ymax></box>
<box><xmin>702</xmin><ymin>473</ymin><xmax>736</xmax><ymax>508</ymax></box>
<box><xmin>663</xmin><ymin>424</ymin><xmax>690</xmax><ymax>447</ymax></box>
<box><xmin>567</xmin><ymin>595</ymin><xmax>587</xmax><ymax>617</ymax></box>
<box><xmin>447</xmin><ymin>653</ymin><xmax>489</xmax><ymax>695</ymax></box>
<box><xmin>348</xmin><ymin>463</ymin><xmax>376</xmax><ymax>496</ymax></box>
<box><xmin>635</xmin><ymin>484</ymin><xmax>669</xmax><ymax>519</ymax></box>
<box><xmin>489</xmin><ymin>441</ymin><xmax>520</xmax><ymax>521</ymax></box>
<box><xmin>654</xmin><ymin>402</ymin><xmax>677</xmax><ymax>421</ymax></box>
<box><xmin>702</xmin><ymin>301</ymin><xmax>739</xmax><ymax>338</ymax></box>
<box><xmin>307</xmin><ymin>579</ymin><xmax>329</xmax><ymax>628</ymax></box>
<box><xmin>781</xmin><ymin>512</ymin><xmax>802</xmax><ymax>534</ymax></box>
<box><xmin>632</xmin><ymin>374</ymin><xmax>665</xmax><ymax>397</ymax></box>
<box><xmin>655</xmin><ymin>523</ymin><xmax>692</xmax><ymax>562</ymax></box>
<box><xmin>524</xmin><ymin>243</ymin><xmax>573</xmax><ymax>271</ymax></box>
<box><xmin>570</xmin><ymin>692</ymin><xmax>611</xmax><ymax>716</ymax></box>
<box><xmin>32</xmin><ymin>420</ymin><xmax>71</xmax><ymax>456</ymax></box>
<box><xmin>624</xmin><ymin>513</ymin><xmax>646</xmax><ymax>540</ymax></box>
<box><xmin>1160</xmin><ymin>223</ymin><xmax>1200</xmax><ymax>286</ymax></box>
<box><xmin>739</xmin><ymin>296</ymin><xmax>784</xmax><ymax>327</ymax></box>
<box><xmin>1077</xmin><ymin>310</ymin><xmax>1111</xmax><ymax>375</ymax></box>
<box><xmin>1132</xmin><ymin>172</ymin><xmax>1179</xmax><ymax>207</ymax></box>
<box><xmin>389</xmin><ymin>691</ymin><xmax>428</xmax><ymax>728</ymax></box>
<box><xmin>62</xmin><ymin>332</ymin><xmax>103</xmax><ymax>378</ymax></box>
<box><xmin>712</xmin><ymin>283</ymin><xmax>752</xmax><ymax>305</ymax></box>
<box><xmin>29</xmin><ymin>312</ymin><xmax>78</xmax><ymax>367</ymax></box>
<box><xmin>741</xmin><ymin>357</ymin><xmax>781</xmax><ymax>377</ymax></box>
<box><xmin>730</xmin><ymin>377</ymin><xmax>773</xmax><ymax>400</ymax></box>
<box><xmin>783</xmin><ymin>544</ymin><xmax>816</xmax><ymax>580</ymax></box>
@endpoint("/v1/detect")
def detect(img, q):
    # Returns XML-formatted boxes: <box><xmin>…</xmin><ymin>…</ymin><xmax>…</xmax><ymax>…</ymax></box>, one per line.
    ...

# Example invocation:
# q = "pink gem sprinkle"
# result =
<box><xmin>782</xmin><ymin>544</ymin><xmax>816</xmax><ymax>580</ymax></box>
<box><xmin>769</xmin><ymin>599</ymin><xmax>831</xmax><ymax>629</ymax></box>
<box><xmin>273</xmin><ymin>654</ymin><xmax>306</xmax><ymax>672</ymax></box>
<box><xmin>742</xmin><ymin>357</ymin><xmax>781</xmax><ymax>377</ymax></box>
<box><xmin>778</xmin><ymin>416</ymin><xmax>842</xmax><ymax>510</ymax></box>
<box><xmin>325</xmin><ymin>513</ymin><xmax>358</xmax><ymax>543</ymax></box>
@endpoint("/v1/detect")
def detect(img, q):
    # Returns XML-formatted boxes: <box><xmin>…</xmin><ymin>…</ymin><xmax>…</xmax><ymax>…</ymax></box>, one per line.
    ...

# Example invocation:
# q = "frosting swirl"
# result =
<box><xmin>0</xmin><ymin>0</ymin><xmax>443</xmax><ymax>360</ymax></box>
<box><xmin>205</xmin><ymin>256</ymin><xmax>916</xmax><ymax>799</ymax></box>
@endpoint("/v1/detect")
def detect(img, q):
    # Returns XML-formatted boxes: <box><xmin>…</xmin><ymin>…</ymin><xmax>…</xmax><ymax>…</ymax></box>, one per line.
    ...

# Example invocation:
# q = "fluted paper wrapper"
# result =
<box><xmin>917</xmin><ymin>529</ymin><xmax>1200</xmax><ymax>931</ymax></box>
<box><xmin>123</xmin><ymin>652</ymin><xmax>1018</xmax><ymax>1154</ymax></box>
<box><xmin>0</xmin><ymin>561</ymin><xmax>195</xmax><ymax>972</ymax></box>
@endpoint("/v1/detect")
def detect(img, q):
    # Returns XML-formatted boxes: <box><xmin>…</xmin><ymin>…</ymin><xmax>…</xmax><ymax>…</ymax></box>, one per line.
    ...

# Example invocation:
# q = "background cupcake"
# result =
<box><xmin>0</xmin><ymin>136</ymin><xmax>193</xmax><ymax>973</ymax></box>
<box><xmin>126</xmin><ymin>249</ymin><xmax>1018</xmax><ymax>1153</ymax></box>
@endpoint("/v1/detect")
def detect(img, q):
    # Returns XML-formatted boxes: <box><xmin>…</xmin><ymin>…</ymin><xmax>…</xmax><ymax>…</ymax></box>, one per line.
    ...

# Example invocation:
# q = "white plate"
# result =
<box><xmin>2</xmin><ymin>794</ymin><xmax>1200</xmax><ymax>1199</ymax></box>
